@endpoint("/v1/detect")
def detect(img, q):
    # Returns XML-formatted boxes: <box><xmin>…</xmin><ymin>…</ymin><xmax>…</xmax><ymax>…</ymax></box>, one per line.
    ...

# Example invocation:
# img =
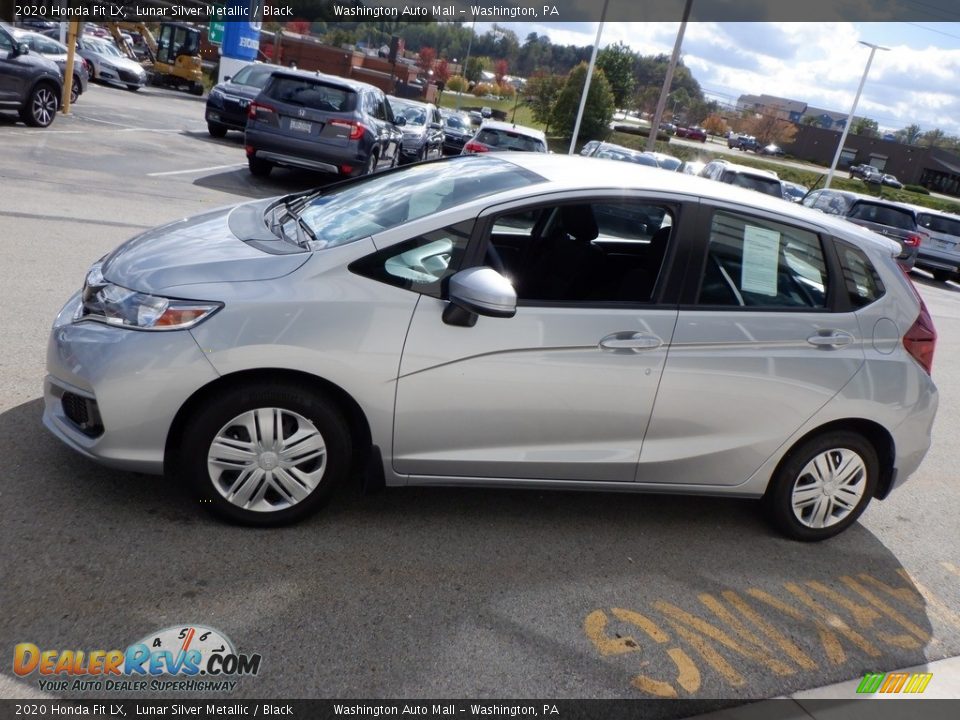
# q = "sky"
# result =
<box><xmin>482</xmin><ymin>21</ymin><xmax>960</xmax><ymax>136</ymax></box>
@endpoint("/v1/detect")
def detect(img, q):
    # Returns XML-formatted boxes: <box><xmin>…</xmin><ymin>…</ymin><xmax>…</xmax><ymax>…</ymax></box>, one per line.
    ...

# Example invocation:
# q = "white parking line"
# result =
<box><xmin>147</xmin><ymin>163</ymin><xmax>244</xmax><ymax>177</ymax></box>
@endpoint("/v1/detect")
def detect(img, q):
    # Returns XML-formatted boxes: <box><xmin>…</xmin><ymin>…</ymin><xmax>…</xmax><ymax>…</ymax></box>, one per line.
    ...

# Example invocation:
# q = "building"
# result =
<box><xmin>736</xmin><ymin>94</ymin><xmax>861</xmax><ymax>130</ymax></box>
<box><xmin>784</xmin><ymin>124</ymin><xmax>960</xmax><ymax>197</ymax></box>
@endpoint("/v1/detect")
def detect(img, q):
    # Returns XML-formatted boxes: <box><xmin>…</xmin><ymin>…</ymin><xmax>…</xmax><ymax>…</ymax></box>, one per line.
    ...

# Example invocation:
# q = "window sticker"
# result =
<box><xmin>741</xmin><ymin>225</ymin><xmax>780</xmax><ymax>296</ymax></box>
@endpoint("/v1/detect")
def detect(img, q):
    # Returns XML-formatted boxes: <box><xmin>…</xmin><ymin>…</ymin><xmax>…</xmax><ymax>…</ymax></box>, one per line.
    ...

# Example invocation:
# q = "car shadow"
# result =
<box><xmin>191</xmin><ymin>166</ymin><xmax>331</xmax><ymax>199</ymax></box>
<box><xmin>0</xmin><ymin>398</ymin><xmax>941</xmax><ymax>704</ymax></box>
<box><xmin>910</xmin><ymin>269</ymin><xmax>960</xmax><ymax>293</ymax></box>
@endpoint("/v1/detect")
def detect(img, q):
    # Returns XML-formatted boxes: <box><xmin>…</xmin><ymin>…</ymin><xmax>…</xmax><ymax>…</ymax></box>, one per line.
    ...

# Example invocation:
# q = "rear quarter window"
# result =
<box><xmin>265</xmin><ymin>77</ymin><xmax>356</xmax><ymax>112</ymax></box>
<box><xmin>835</xmin><ymin>241</ymin><xmax>885</xmax><ymax>308</ymax></box>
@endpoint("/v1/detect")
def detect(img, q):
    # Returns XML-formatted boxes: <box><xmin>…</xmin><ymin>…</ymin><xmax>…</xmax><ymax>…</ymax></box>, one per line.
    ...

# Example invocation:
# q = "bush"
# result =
<box><xmin>446</xmin><ymin>75</ymin><xmax>468</xmax><ymax>93</ymax></box>
<box><xmin>472</xmin><ymin>82</ymin><xmax>494</xmax><ymax>97</ymax></box>
<box><xmin>905</xmin><ymin>184</ymin><xmax>930</xmax><ymax>195</ymax></box>
<box><xmin>612</xmin><ymin>124</ymin><xmax>671</xmax><ymax>142</ymax></box>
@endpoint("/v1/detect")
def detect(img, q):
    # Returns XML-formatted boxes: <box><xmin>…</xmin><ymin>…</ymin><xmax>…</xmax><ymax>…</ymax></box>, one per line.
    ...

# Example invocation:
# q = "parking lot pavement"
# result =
<box><xmin>2</xmin><ymin>85</ymin><xmax>960</xmax><ymax>706</ymax></box>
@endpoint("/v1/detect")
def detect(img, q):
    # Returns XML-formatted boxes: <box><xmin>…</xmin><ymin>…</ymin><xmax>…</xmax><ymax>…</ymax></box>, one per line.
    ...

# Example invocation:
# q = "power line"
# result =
<box><xmin>904</xmin><ymin>22</ymin><xmax>960</xmax><ymax>42</ymax></box>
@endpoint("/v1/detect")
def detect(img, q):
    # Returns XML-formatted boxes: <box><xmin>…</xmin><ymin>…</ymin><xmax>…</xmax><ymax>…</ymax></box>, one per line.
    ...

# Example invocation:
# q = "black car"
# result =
<box><xmin>440</xmin><ymin>111</ymin><xmax>473</xmax><ymax>155</ymax></box>
<box><xmin>245</xmin><ymin>70</ymin><xmax>404</xmax><ymax>178</ymax></box>
<box><xmin>387</xmin><ymin>96</ymin><xmax>444</xmax><ymax>164</ymax></box>
<box><xmin>0</xmin><ymin>24</ymin><xmax>62</xmax><ymax>127</ymax></box>
<box><xmin>205</xmin><ymin>63</ymin><xmax>276</xmax><ymax>137</ymax></box>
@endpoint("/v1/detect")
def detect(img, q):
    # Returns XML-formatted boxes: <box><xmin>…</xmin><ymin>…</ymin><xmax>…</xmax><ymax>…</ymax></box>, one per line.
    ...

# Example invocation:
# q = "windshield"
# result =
<box><xmin>394</xmin><ymin>104</ymin><xmax>427</xmax><ymax>126</ymax></box>
<box><xmin>231</xmin><ymin>64</ymin><xmax>275</xmax><ymax>89</ymax></box>
<box><xmin>848</xmin><ymin>202</ymin><xmax>915</xmax><ymax>230</ymax></box>
<box><xmin>918</xmin><ymin>213</ymin><xmax>960</xmax><ymax>237</ymax></box>
<box><xmin>725</xmin><ymin>172</ymin><xmax>783</xmax><ymax>197</ymax></box>
<box><xmin>92</xmin><ymin>41</ymin><xmax>122</xmax><ymax>57</ymax></box>
<box><xmin>295</xmin><ymin>156</ymin><xmax>544</xmax><ymax>248</ymax></box>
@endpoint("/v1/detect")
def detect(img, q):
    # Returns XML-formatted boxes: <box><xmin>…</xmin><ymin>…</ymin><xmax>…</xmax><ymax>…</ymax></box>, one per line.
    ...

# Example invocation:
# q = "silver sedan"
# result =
<box><xmin>44</xmin><ymin>154</ymin><xmax>938</xmax><ymax>541</ymax></box>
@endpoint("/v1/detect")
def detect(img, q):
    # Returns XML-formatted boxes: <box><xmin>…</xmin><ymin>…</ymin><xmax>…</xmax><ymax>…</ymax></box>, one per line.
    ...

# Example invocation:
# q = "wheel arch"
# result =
<box><xmin>765</xmin><ymin>418</ymin><xmax>895</xmax><ymax>500</ymax></box>
<box><xmin>164</xmin><ymin>368</ymin><xmax>373</xmax><ymax>478</ymax></box>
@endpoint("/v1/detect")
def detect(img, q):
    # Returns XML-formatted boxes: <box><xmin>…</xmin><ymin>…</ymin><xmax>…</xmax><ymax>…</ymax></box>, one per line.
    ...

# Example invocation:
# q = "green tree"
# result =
<box><xmin>851</xmin><ymin>117</ymin><xmax>879</xmax><ymax>137</ymax></box>
<box><xmin>896</xmin><ymin>123</ymin><xmax>923</xmax><ymax>145</ymax></box>
<box><xmin>465</xmin><ymin>57</ymin><xmax>484</xmax><ymax>83</ymax></box>
<box><xmin>921</xmin><ymin>128</ymin><xmax>946</xmax><ymax>148</ymax></box>
<box><xmin>525</xmin><ymin>72</ymin><xmax>565</xmax><ymax>134</ymax></box>
<box><xmin>550</xmin><ymin>62</ymin><xmax>615</xmax><ymax>142</ymax></box>
<box><xmin>596</xmin><ymin>42</ymin><xmax>636</xmax><ymax>109</ymax></box>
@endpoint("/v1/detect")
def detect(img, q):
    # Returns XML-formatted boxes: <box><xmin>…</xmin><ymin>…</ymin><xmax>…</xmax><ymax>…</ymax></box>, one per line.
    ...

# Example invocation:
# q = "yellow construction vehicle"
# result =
<box><xmin>108</xmin><ymin>22</ymin><xmax>204</xmax><ymax>95</ymax></box>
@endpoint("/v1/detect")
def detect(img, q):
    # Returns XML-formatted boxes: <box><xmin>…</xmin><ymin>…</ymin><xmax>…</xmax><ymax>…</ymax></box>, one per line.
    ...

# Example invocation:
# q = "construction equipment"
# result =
<box><xmin>108</xmin><ymin>22</ymin><xmax>204</xmax><ymax>95</ymax></box>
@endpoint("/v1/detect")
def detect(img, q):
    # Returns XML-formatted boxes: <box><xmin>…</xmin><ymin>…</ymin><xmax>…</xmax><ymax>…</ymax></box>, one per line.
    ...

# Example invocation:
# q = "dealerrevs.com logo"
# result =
<box><xmin>13</xmin><ymin>625</ymin><xmax>262</xmax><ymax>693</ymax></box>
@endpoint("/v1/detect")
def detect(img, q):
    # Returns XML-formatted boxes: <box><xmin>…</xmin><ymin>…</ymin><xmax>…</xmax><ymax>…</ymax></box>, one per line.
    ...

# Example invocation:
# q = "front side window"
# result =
<box><xmin>349</xmin><ymin>221</ymin><xmax>472</xmax><ymax>298</ymax></box>
<box><xmin>297</xmin><ymin>156</ymin><xmax>543</xmax><ymax>249</ymax></box>
<box><xmin>698</xmin><ymin>211</ymin><xmax>828</xmax><ymax>309</ymax></box>
<box><xmin>484</xmin><ymin>201</ymin><xmax>675</xmax><ymax>303</ymax></box>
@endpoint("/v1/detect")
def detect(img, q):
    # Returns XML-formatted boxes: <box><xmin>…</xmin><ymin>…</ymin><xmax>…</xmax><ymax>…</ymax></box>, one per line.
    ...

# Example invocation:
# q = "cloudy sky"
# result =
<box><xmin>485</xmin><ymin>22</ymin><xmax>960</xmax><ymax>136</ymax></box>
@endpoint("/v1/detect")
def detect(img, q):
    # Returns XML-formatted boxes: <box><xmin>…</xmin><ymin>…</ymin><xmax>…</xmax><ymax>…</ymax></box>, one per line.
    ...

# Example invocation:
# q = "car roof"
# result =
<box><xmin>710</xmin><ymin>160</ymin><xmax>779</xmax><ymax>180</ymax></box>
<box><xmin>477</xmin><ymin>120</ymin><xmax>546</xmax><ymax>141</ymax></box>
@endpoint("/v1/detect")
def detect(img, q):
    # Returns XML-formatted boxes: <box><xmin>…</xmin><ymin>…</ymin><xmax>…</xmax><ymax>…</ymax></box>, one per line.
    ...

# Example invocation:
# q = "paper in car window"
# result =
<box><xmin>741</xmin><ymin>225</ymin><xmax>780</xmax><ymax>296</ymax></box>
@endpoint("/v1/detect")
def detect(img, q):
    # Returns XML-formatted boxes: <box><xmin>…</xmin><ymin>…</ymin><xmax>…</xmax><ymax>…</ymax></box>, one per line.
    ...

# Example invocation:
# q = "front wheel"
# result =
<box><xmin>126</xmin><ymin>84</ymin><xmax>140</xmax><ymax>92</ymax></box>
<box><xmin>179</xmin><ymin>383</ymin><xmax>352</xmax><ymax>525</ymax></box>
<box><xmin>207</xmin><ymin>122</ymin><xmax>228</xmax><ymax>138</ymax></box>
<box><xmin>932</xmin><ymin>269</ymin><xmax>953</xmax><ymax>283</ymax></box>
<box><xmin>764</xmin><ymin>431</ymin><xmax>878</xmax><ymax>541</ymax></box>
<box><xmin>21</xmin><ymin>83</ymin><xmax>58</xmax><ymax>127</ymax></box>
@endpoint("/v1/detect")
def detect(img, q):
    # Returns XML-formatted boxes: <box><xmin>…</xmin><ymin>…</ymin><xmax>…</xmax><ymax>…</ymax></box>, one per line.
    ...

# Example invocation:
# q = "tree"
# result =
<box><xmin>742</xmin><ymin>114</ymin><xmax>797</xmax><ymax>146</ymax></box>
<box><xmin>550</xmin><ymin>62</ymin><xmax>615</xmax><ymax>141</ymax></box>
<box><xmin>896</xmin><ymin>123</ymin><xmax>923</xmax><ymax>145</ymax></box>
<box><xmin>285</xmin><ymin>20</ymin><xmax>312</xmax><ymax>35</ymax></box>
<box><xmin>921</xmin><ymin>128</ymin><xmax>946</xmax><ymax>148</ymax></box>
<box><xmin>434</xmin><ymin>59</ymin><xmax>450</xmax><ymax>84</ymax></box>
<box><xmin>525</xmin><ymin>71</ymin><xmax>564</xmax><ymax>134</ymax></box>
<box><xmin>701</xmin><ymin>114</ymin><xmax>728</xmax><ymax>137</ymax></box>
<box><xmin>465</xmin><ymin>57</ymin><xmax>484</xmax><ymax>83</ymax></box>
<box><xmin>417</xmin><ymin>46</ymin><xmax>436</xmax><ymax>75</ymax></box>
<box><xmin>596</xmin><ymin>42</ymin><xmax>636</xmax><ymax>109</ymax></box>
<box><xmin>851</xmin><ymin>117</ymin><xmax>879</xmax><ymax>137</ymax></box>
<box><xmin>495</xmin><ymin>59</ymin><xmax>508</xmax><ymax>85</ymax></box>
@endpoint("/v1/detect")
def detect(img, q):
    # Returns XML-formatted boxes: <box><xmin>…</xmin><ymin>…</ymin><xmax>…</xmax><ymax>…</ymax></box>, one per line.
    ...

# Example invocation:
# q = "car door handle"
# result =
<box><xmin>599</xmin><ymin>333</ymin><xmax>662</xmax><ymax>352</ymax></box>
<box><xmin>807</xmin><ymin>330</ymin><xmax>854</xmax><ymax>348</ymax></box>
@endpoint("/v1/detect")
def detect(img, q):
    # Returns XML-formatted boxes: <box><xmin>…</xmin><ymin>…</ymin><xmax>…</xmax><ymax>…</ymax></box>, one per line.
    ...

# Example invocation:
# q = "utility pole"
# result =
<box><xmin>646</xmin><ymin>0</ymin><xmax>694</xmax><ymax>152</ymax></box>
<box><xmin>824</xmin><ymin>41</ymin><xmax>889</xmax><ymax>189</ymax></box>
<box><xmin>456</xmin><ymin>20</ymin><xmax>476</xmax><ymax>111</ymax></box>
<box><xmin>568</xmin><ymin>0</ymin><xmax>610</xmax><ymax>155</ymax></box>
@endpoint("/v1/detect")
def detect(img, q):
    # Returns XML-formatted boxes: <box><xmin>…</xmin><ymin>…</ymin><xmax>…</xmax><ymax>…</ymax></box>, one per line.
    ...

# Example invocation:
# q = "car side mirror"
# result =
<box><xmin>443</xmin><ymin>267</ymin><xmax>516</xmax><ymax>327</ymax></box>
<box><xmin>224</xmin><ymin>75</ymin><xmax>232</xmax><ymax>82</ymax></box>
<box><xmin>393</xmin><ymin>115</ymin><xmax>406</xmax><ymax>126</ymax></box>
<box><xmin>429</xmin><ymin>122</ymin><xmax>442</xmax><ymax>131</ymax></box>
<box><xmin>13</xmin><ymin>43</ymin><xmax>30</xmax><ymax>57</ymax></box>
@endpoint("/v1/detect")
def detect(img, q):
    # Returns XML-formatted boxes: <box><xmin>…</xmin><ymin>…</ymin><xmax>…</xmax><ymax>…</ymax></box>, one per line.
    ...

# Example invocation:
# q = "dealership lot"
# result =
<box><xmin>3</xmin><ymin>85</ymin><xmax>960</xmax><ymax>705</ymax></box>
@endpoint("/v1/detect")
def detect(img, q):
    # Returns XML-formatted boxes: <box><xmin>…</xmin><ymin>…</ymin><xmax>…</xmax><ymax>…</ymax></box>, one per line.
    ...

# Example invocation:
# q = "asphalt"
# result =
<box><xmin>1</xmin><ymin>83</ymin><xmax>960</xmax><ymax>706</ymax></box>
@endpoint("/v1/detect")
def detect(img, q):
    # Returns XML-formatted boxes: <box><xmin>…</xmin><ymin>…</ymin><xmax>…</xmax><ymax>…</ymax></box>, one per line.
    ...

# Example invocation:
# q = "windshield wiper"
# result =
<box><xmin>269</xmin><ymin>202</ymin><xmax>318</xmax><ymax>248</ymax></box>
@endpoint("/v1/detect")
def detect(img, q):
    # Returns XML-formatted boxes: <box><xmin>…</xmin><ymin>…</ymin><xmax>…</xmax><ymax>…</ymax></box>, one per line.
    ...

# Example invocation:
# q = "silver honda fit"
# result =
<box><xmin>44</xmin><ymin>154</ymin><xmax>939</xmax><ymax>541</ymax></box>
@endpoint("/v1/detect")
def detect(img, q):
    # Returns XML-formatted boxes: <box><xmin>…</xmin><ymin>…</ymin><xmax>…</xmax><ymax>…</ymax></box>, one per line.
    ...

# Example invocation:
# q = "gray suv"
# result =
<box><xmin>44</xmin><ymin>155</ymin><xmax>938</xmax><ymax>542</ymax></box>
<box><xmin>0</xmin><ymin>24</ymin><xmax>62</xmax><ymax>127</ymax></box>
<box><xmin>245</xmin><ymin>69</ymin><xmax>404</xmax><ymax>178</ymax></box>
<box><xmin>907</xmin><ymin>205</ymin><xmax>960</xmax><ymax>282</ymax></box>
<box><xmin>802</xmin><ymin>189</ymin><xmax>922</xmax><ymax>269</ymax></box>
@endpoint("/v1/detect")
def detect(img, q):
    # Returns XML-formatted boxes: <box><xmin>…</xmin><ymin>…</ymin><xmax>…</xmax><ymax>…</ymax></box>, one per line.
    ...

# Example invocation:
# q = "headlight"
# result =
<box><xmin>209</xmin><ymin>87</ymin><xmax>223</xmax><ymax>100</ymax></box>
<box><xmin>74</xmin><ymin>264</ymin><xmax>221</xmax><ymax>331</ymax></box>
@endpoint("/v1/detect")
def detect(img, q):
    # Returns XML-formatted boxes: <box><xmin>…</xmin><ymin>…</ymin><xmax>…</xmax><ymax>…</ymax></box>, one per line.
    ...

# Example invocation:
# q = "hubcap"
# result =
<box><xmin>33</xmin><ymin>88</ymin><xmax>55</xmax><ymax>125</ymax></box>
<box><xmin>207</xmin><ymin>407</ymin><xmax>327</xmax><ymax>513</ymax></box>
<box><xmin>791</xmin><ymin>448</ymin><xmax>867</xmax><ymax>529</ymax></box>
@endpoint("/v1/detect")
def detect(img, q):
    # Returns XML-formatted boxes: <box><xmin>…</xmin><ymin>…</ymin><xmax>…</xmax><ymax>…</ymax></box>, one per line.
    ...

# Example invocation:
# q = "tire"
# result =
<box><xmin>21</xmin><ymin>83</ymin><xmax>58</xmax><ymax>128</ymax></box>
<box><xmin>763</xmin><ymin>431</ymin><xmax>878</xmax><ymax>541</ymax></box>
<box><xmin>362</xmin><ymin>151</ymin><xmax>378</xmax><ymax>176</ymax></box>
<box><xmin>932</xmin><ymin>269</ymin><xmax>952</xmax><ymax>283</ymax></box>
<box><xmin>191</xmin><ymin>82</ymin><xmax>204</xmax><ymax>96</ymax></box>
<box><xmin>207</xmin><ymin>122</ymin><xmax>228</xmax><ymax>138</ymax></box>
<box><xmin>70</xmin><ymin>76</ymin><xmax>81</xmax><ymax>105</ymax></box>
<box><xmin>126</xmin><ymin>84</ymin><xmax>140</xmax><ymax>92</ymax></box>
<box><xmin>179</xmin><ymin>382</ymin><xmax>352</xmax><ymax>526</ymax></box>
<box><xmin>248</xmin><ymin>155</ymin><xmax>273</xmax><ymax>177</ymax></box>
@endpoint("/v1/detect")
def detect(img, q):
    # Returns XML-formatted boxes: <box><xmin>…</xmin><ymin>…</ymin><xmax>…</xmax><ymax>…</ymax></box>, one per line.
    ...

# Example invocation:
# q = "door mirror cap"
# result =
<box><xmin>224</xmin><ymin>75</ymin><xmax>232</xmax><ymax>82</ymax></box>
<box><xmin>394</xmin><ymin>115</ymin><xmax>406</xmax><ymax>126</ymax></box>
<box><xmin>14</xmin><ymin>43</ymin><xmax>30</xmax><ymax>57</ymax></box>
<box><xmin>447</xmin><ymin>267</ymin><xmax>517</xmax><ymax>319</ymax></box>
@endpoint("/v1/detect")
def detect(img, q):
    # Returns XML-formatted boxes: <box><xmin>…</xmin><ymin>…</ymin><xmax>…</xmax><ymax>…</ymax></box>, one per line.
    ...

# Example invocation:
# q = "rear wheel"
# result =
<box><xmin>21</xmin><ymin>83</ymin><xmax>58</xmax><ymax>127</ymax></box>
<box><xmin>932</xmin><ymin>269</ymin><xmax>953</xmax><ymax>283</ymax></box>
<box><xmin>125</xmin><ymin>84</ymin><xmax>140</xmax><ymax>92</ymax></box>
<box><xmin>207</xmin><ymin>122</ymin><xmax>228</xmax><ymax>138</ymax></box>
<box><xmin>764</xmin><ymin>431</ymin><xmax>877</xmax><ymax>541</ymax></box>
<box><xmin>362</xmin><ymin>151</ymin><xmax>378</xmax><ymax>176</ymax></box>
<box><xmin>70</xmin><ymin>76</ymin><xmax>81</xmax><ymax>104</ymax></box>
<box><xmin>248</xmin><ymin>155</ymin><xmax>273</xmax><ymax>177</ymax></box>
<box><xmin>179</xmin><ymin>382</ymin><xmax>352</xmax><ymax>526</ymax></box>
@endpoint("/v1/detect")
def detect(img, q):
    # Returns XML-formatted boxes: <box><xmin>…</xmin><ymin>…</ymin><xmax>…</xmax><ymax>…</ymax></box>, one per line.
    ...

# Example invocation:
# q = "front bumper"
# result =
<box><xmin>43</xmin><ymin>293</ymin><xmax>220</xmax><ymax>474</ymax></box>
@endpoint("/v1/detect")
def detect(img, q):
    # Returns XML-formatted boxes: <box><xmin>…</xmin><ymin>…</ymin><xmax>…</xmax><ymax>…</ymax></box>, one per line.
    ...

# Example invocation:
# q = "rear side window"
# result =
<box><xmin>265</xmin><ymin>77</ymin><xmax>356</xmax><ymax>113</ymax></box>
<box><xmin>476</xmin><ymin>128</ymin><xmax>545</xmax><ymax>152</ymax></box>
<box><xmin>835</xmin><ymin>242</ymin><xmax>885</xmax><ymax>308</ymax></box>
<box><xmin>848</xmin><ymin>202</ymin><xmax>915</xmax><ymax>230</ymax></box>
<box><xmin>918</xmin><ymin>213</ymin><xmax>960</xmax><ymax>237</ymax></box>
<box><xmin>698</xmin><ymin>211</ymin><xmax>828</xmax><ymax>308</ymax></box>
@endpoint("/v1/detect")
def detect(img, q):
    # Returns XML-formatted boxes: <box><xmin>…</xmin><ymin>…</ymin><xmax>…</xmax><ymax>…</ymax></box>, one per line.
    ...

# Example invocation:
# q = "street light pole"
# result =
<box><xmin>824</xmin><ymin>41</ymin><xmax>890</xmax><ymax>189</ymax></box>
<box><xmin>456</xmin><ymin>20</ymin><xmax>476</xmax><ymax>111</ymax></box>
<box><xmin>646</xmin><ymin>0</ymin><xmax>694</xmax><ymax>152</ymax></box>
<box><xmin>568</xmin><ymin>0</ymin><xmax>610</xmax><ymax>155</ymax></box>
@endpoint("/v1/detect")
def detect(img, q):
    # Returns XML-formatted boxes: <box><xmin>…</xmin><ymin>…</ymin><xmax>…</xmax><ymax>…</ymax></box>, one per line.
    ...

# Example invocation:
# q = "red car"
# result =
<box><xmin>685</xmin><ymin>126</ymin><xmax>707</xmax><ymax>142</ymax></box>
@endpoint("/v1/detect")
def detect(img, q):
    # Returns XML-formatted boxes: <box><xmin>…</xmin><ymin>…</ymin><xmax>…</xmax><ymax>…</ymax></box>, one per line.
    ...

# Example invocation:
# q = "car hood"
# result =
<box><xmin>401</xmin><ymin>126</ymin><xmax>427</xmax><ymax>138</ymax></box>
<box><xmin>101</xmin><ymin>201</ymin><xmax>310</xmax><ymax>294</ymax></box>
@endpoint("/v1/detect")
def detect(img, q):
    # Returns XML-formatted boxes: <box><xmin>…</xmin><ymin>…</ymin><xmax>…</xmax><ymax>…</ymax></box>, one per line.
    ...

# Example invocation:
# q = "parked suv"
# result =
<box><xmin>906</xmin><ymin>205</ymin><xmax>960</xmax><ymax>282</ymax></box>
<box><xmin>802</xmin><ymin>189</ymin><xmax>922</xmax><ymax>269</ymax></box>
<box><xmin>700</xmin><ymin>159</ymin><xmax>783</xmax><ymax>198</ymax></box>
<box><xmin>728</xmin><ymin>133</ymin><xmax>758</xmax><ymax>151</ymax></box>
<box><xmin>245</xmin><ymin>70</ymin><xmax>404</xmax><ymax>178</ymax></box>
<box><xmin>386</xmin><ymin>96</ymin><xmax>444</xmax><ymax>164</ymax></box>
<box><xmin>0</xmin><ymin>24</ymin><xmax>62</xmax><ymax>127</ymax></box>
<box><xmin>12</xmin><ymin>28</ymin><xmax>88</xmax><ymax>105</ymax></box>
<box><xmin>205</xmin><ymin>62</ymin><xmax>276</xmax><ymax>137</ymax></box>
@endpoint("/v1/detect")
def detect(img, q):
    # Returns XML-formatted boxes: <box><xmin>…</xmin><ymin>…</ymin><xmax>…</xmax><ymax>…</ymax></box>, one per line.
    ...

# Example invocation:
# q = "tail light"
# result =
<box><xmin>900</xmin><ymin>266</ymin><xmax>936</xmax><ymax>374</ymax></box>
<box><xmin>904</xmin><ymin>233</ymin><xmax>922</xmax><ymax>247</ymax></box>
<box><xmin>463</xmin><ymin>141</ymin><xmax>489</xmax><ymax>154</ymax></box>
<box><xmin>329</xmin><ymin>119</ymin><xmax>366</xmax><ymax>140</ymax></box>
<box><xmin>248</xmin><ymin>102</ymin><xmax>275</xmax><ymax>122</ymax></box>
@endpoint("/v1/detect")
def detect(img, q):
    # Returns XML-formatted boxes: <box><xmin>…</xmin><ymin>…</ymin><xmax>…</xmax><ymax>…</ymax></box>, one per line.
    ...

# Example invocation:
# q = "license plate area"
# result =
<box><xmin>289</xmin><ymin>119</ymin><xmax>313</xmax><ymax>133</ymax></box>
